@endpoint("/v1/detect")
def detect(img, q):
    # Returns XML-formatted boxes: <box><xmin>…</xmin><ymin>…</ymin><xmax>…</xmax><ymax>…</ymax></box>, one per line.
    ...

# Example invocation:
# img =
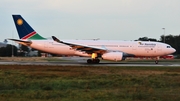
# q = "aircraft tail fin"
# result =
<box><xmin>12</xmin><ymin>15</ymin><xmax>46</xmax><ymax>40</ymax></box>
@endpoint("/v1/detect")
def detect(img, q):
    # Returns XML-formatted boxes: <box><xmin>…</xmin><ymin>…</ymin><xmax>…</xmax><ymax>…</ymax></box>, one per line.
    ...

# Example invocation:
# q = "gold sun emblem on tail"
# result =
<box><xmin>17</xmin><ymin>19</ymin><xmax>23</xmax><ymax>25</ymax></box>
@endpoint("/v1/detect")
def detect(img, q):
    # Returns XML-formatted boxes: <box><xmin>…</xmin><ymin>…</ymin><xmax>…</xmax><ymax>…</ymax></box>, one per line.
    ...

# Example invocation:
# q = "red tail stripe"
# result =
<box><xmin>22</xmin><ymin>31</ymin><xmax>36</xmax><ymax>39</ymax></box>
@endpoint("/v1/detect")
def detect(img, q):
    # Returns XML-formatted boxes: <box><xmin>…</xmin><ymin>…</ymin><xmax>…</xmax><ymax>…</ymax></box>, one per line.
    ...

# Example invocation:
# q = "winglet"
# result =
<box><xmin>52</xmin><ymin>36</ymin><xmax>62</xmax><ymax>43</ymax></box>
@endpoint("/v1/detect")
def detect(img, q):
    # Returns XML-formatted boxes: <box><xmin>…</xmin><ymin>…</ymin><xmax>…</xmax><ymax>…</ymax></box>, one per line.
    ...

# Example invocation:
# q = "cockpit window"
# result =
<box><xmin>167</xmin><ymin>46</ymin><xmax>171</xmax><ymax>48</ymax></box>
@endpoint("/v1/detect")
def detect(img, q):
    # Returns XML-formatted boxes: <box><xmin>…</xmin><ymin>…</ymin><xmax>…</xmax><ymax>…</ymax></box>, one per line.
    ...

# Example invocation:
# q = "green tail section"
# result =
<box><xmin>28</xmin><ymin>33</ymin><xmax>46</xmax><ymax>40</ymax></box>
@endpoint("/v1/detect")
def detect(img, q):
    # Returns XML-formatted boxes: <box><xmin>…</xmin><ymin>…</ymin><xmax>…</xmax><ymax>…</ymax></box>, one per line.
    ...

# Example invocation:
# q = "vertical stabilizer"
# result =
<box><xmin>12</xmin><ymin>15</ymin><xmax>46</xmax><ymax>40</ymax></box>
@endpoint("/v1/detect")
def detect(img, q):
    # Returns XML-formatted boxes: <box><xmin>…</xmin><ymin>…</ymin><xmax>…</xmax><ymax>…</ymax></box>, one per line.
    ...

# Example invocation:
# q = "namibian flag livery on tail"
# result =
<box><xmin>12</xmin><ymin>15</ymin><xmax>46</xmax><ymax>40</ymax></box>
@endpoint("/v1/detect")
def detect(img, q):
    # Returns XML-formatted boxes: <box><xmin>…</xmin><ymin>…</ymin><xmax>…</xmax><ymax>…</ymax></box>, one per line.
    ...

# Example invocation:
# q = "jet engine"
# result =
<box><xmin>101</xmin><ymin>52</ymin><xmax>124</xmax><ymax>61</ymax></box>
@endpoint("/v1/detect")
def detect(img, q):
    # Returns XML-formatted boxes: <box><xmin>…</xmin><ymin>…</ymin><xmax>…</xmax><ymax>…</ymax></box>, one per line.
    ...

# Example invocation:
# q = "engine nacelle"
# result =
<box><xmin>102</xmin><ymin>52</ymin><xmax>124</xmax><ymax>61</ymax></box>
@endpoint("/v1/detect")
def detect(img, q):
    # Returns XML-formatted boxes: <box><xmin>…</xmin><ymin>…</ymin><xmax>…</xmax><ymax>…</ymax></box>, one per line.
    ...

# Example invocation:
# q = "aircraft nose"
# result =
<box><xmin>172</xmin><ymin>48</ymin><xmax>176</xmax><ymax>53</ymax></box>
<box><xmin>169</xmin><ymin>48</ymin><xmax>176</xmax><ymax>54</ymax></box>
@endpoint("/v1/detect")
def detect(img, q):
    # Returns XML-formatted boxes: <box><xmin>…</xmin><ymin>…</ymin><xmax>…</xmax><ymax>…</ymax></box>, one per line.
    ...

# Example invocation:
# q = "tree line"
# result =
<box><xmin>0</xmin><ymin>45</ymin><xmax>17</xmax><ymax>56</ymax></box>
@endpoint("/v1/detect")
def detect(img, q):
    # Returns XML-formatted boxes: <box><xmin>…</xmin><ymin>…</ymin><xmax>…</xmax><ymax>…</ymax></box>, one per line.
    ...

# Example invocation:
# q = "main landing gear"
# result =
<box><xmin>87</xmin><ymin>59</ymin><xmax>100</xmax><ymax>64</ymax></box>
<box><xmin>87</xmin><ymin>53</ymin><xmax>100</xmax><ymax>64</ymax></box>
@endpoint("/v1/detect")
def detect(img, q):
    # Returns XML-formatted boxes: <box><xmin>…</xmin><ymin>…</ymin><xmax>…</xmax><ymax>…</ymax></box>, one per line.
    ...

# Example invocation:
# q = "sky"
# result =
<box><xmin>1</xmin><ymin>0</ymin><xmax>180</xmax><ymax>42</ymax></box>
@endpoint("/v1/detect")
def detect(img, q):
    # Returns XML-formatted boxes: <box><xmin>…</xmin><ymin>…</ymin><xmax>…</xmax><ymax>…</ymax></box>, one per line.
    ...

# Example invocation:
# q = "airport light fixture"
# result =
<box><xmin>162</xmin><ymin>28</ymin><xmax>165</xmax><ymax>43</ymax></box>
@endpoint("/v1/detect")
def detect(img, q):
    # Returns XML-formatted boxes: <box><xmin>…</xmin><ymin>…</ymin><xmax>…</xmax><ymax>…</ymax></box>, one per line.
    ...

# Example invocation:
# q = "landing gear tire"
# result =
<box><xmin>93</xmin><ymin>59</ymin><xmax>100</xmax><ymax>64</ymax></box>
<box><xmin>155</xmin><ymin>60</ymin><xmax>158</xmax><ymax>64</ymax></box>
<box><xmin>87</xmin><ymin>59</ymin><xmax>100</xmax><ymax>64</ymax></box>
<box><xmin>87</xmin><ymin>59</ymin><xmax>92</xmax><ymax>63</ymax></box>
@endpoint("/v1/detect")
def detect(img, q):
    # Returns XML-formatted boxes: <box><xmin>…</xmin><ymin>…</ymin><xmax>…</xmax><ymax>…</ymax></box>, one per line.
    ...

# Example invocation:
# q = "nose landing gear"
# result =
<box><xmin>155</xmin><ymin>60</ymin><xmax>159</xmax><ymax>64</ymax></box>
<box><xmin>155</xmin><ymin>57</ymin><xmax>159</xmax><ymax>64</ymax></box>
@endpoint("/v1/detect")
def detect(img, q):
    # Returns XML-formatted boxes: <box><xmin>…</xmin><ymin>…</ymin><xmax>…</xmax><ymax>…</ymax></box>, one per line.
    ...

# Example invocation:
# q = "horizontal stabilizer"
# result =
<box><xmin>8</xmin><ymin>38</ymin><xmax>32</xmax><ymax>45</ymax></box>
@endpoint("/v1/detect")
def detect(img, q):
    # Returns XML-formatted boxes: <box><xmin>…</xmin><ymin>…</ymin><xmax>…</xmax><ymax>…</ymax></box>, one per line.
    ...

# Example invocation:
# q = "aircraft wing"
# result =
<box><xmin>52</xmin><ymin>36</ymin><xmax>107</xmax><ymax>54</ymax></box>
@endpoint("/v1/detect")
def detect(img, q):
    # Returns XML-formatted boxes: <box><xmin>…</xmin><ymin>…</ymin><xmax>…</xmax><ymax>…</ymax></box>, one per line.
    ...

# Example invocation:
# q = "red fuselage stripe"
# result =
<box><xmin>22</xmin><ymin>31</ymin><xmax>36</xmax><ymax>39</ymax></box>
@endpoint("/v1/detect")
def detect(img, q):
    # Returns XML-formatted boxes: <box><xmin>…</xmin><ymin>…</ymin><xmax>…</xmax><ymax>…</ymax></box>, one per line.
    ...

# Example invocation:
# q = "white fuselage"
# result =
<box><xmin>27</xmin><ymin>39</ymin><xmax>175</xmax><ymax>58</ymax></box>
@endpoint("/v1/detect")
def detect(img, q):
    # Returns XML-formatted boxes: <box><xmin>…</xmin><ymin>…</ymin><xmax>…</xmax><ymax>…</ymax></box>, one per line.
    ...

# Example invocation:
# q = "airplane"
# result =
<box><xmin>9</xmin><ymin>15</ymin><xmax>176</xmax><ymax>64</ymax></box>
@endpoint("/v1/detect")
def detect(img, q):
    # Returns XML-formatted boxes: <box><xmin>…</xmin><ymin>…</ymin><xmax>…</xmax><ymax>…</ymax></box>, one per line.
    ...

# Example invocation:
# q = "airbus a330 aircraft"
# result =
<box><xmin>9</xmin><ymin>15</ymin><xmax>176</xmax><ymax>64</ymax></box>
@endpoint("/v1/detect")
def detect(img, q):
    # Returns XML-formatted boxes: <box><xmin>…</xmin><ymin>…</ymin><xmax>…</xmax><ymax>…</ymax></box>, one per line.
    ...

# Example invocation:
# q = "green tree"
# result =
<box><xmin>0</xmin><ymin>44</ymin><xmax>17</xmax><ymax>57</ymax></box>
<box><xmin>18</xmin><ymin>44</ymin><xmax>30</xmax><ymax>56</ymax></box>
<box><xmin>136</xmin><ymin>37</ymin><xmax>157</xmax><ymax>41</ymax></box>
